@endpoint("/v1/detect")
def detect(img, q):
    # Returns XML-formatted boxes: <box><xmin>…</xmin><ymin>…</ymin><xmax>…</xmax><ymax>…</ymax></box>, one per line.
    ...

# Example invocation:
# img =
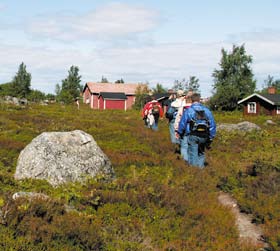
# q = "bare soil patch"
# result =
<box><xmin>218</xmin><ymin>192</ymin><xmax>268</xmax><ymax>249</ymax></box>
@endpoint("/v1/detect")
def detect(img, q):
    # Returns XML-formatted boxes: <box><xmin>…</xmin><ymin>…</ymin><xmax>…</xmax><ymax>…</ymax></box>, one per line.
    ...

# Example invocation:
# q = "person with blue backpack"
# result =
<box><xmin>177</xmin><ymin>93</ymin><xmax>216</xmax><ymax>168</ymax></box>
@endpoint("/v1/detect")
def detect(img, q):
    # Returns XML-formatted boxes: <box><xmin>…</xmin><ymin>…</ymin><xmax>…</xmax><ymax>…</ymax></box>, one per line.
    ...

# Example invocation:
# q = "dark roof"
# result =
<box><xmin>238</xmin><ymin>93</ymin><xmax>280</xmax><ymax>105</ymax></box>
<box><xmin>153</xmin><ymin>93</ymin><xmax>172</xmax><ymax>101</ymax></box>
<box><xmin>99</xmin><ymin>92</ymin><xmax>127</xmax><ymax>100</ymax></box>
<box><xmin>152</xmin><ymin>93</ymin><xmax>176</xmax><ymax>106</ymax></box>
<box><xmin>261</xmin><ymin>94</ymin><xmax>280</xmax><ymax>104</ymax></box>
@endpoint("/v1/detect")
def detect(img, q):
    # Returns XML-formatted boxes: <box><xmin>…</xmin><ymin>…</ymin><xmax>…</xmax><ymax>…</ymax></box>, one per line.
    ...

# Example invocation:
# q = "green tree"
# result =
<box><xmin>172</xmin><ymin>79</ymin><xmax>185</xmax><ymax>92</ymax></box>
<box><xmin>264</xmin><ymin>75</ymin><xmax>274</xmax><ymax>87</ymax></box>
<box><xmin>187</xmin><ymin>76</ymin><xmax>200</xmax><ymax>93</ymax></box>
<box><xmin>211</xmin><ymin>44</ymin><xmax>256</xmax><ymax>111</ymax></box>
<box><xmin>27</xmin><ymin>89</ymin><xmax>46</xmax><ymax>102</ymax></box>
<box><xmin>272</xmin><ymin>80</ymin><xmax>280</xmax><ymax>92</ymax></box>
<box><xmin>101</xmin><ymin>76</ymin><xmax>109</xmax><ymax>83</ymax></box>
<box><xmin>0</xmin><ymin>82</ymin><xmax>13</xmax><ymax>96</ymax></box>
<box><xmin>11</xmin><ymin>62</ymin><xmax>32</xmax><ymax>98</ymax></box>
<box><xmin>261</xmin><ymin>75</ymin><xmax>280</xmax><ymax>94</ymax></box>
<box><xmin>115</xmin><ymin>78</ymin><xmax>124</xmax><ymax>83</ymax></box>
<box><xmin>132</xmin><ymin>83</ymin><xmax>151</xmax><ymax>110</ymax></box>
<box><xmin>57</xmin><ymin>66</ymin><xmax>82</xmax><ymax>104</ymax></box>
<box><xmin>45</xmin><ymin>93</ymin><xmax>56</xmax><ymax>101</ymax></box>
<box><xmin>172</xmin><ymin>76</ymin><xmax>200</xmax><ymax>93</ymax></box>
<box><xmin>55</xmin><ymin>83</ymin><xmax>61</xmax><ymax>97</ymax></box>
<box><xmin>152</xmin><ymin>83</ymin><xmax>167</xmax><ymax>94</ymax></box>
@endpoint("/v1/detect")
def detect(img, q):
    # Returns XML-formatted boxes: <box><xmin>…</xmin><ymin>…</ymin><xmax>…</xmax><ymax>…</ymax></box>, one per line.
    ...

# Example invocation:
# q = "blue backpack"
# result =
<box><xmin>165</xmin><ymin>106</ymin><xmax>178</xmax><ymax>122</ymax></box>
<box><xmin>190</xmin><ymin>109</ymin><xmax>210</xmax><ymax>136</ymax></box>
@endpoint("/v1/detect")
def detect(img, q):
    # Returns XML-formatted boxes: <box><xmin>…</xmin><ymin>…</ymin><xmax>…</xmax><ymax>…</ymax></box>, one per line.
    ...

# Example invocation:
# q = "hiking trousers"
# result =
<box><xmin>180</xmin><ymin>135</ymin><xmax>188</xmax><ymax>162</ymax></box>
<box><xmin>188</xmin><ymin>135</ymin><xmax>207</xmax><ymax>168</ymax></box>
<box><xmin>169</xmin><ymin>121</ymin><xmax>179</xmax><ymax>144</ymax></box>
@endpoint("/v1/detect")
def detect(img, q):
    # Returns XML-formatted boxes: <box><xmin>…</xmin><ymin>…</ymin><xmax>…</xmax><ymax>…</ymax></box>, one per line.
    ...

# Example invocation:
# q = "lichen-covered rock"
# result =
<box><xmin>14</xmin><ymin>130</ymin><xmax>114</xmax><ymax>186</ymax></box>
<box><xmin>217</xmin><ymin>121</ymin><xmax>261</xmax><ymax>132</ymax></box>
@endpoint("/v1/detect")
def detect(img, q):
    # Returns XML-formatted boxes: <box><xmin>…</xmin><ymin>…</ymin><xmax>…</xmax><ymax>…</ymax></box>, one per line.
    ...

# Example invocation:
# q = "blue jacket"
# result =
<box><xmin>178</xmin><ymin>102</ymin><xmax>216</xmax><ymax>139</ymax></box>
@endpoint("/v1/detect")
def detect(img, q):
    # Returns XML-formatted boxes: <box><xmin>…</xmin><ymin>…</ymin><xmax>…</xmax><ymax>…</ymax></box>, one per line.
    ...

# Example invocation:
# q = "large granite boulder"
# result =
<box><xmin>14</xmin><ymin>130</ymin><xmax>114</xmax><ymax>186</ymax></box>
<box><xmin>217</xmin><ymin>121</ymin><xmax>261</xmax><ymax>132</ymax></box>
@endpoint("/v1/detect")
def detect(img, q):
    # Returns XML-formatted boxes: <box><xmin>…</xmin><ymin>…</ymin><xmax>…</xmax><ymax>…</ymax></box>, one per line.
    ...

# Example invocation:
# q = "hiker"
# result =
<box><xmin>174</xmin><ymin>94</ymin><xmax>192</xmax><ymax>162</ymax></box>
<box><xmin>177</xmin><ymin>93</ymin><xmax>216</xmax><ymax>168</ymax></box>
<box><xmin>142</xmin><ymin>96</ymin><xmax>152</xmax><ymax>127</ymax></box>
<box><xmin>165</xmin><ymin>93</ymin><xmax>176</xmax><ymax>113</ymax></box>
<box><xmin>166</xmin><ymin>90</ymin><xmax>185</xmax><ymax>153</ymax></box>
<box><xmin>165</xmin><ymin>93</ymin><xmax>177</xmax><ymax>142</ymax></box>
<box><xmin>142</xmin><ymin>97</ymin><xmax>163</xmax><ymax>131</ymax></box>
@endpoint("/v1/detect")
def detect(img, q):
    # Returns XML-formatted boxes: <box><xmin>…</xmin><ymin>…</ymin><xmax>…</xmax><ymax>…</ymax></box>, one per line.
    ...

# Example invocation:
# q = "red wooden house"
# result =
<box><xmin>238</xmin><ymin>87</ymin><xmax>280</xmax><ymax>116</ymax></box>
<box><xmin>83</xmin><ymin>82</ymin><xmax>143</xmax><ymax>110</ymax></box>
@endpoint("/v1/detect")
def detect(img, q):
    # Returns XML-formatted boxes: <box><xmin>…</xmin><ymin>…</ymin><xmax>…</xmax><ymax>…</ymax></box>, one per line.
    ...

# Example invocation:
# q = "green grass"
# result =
<box><xmin>0</xmin><ymin>102</ymin><xmax>279</xmax><ymax>250</ymax></box>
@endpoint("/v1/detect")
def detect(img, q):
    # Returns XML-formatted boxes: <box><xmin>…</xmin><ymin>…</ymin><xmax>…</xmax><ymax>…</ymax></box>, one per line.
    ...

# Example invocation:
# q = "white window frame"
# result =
<box><xmin>247</xmin><ymin>102</ymin><xmax>257</xmax><ymax>114</ymax></box>
<box><xmin>276</xmin><ymin>106</ymin><xmax>280</xmax><ymax>115</ymax></box>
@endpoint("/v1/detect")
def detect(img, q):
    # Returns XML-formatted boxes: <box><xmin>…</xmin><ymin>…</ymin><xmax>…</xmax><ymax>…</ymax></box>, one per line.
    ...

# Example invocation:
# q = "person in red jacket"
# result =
<box><xmin>142</xmin><ymin>97</ymin><xmax>163</xmax><ymax>131</ymax></box>
<box><xmin>141</xmin><ymin>96</ymin><xmax>152</xmax><ymax>126</ymax></box>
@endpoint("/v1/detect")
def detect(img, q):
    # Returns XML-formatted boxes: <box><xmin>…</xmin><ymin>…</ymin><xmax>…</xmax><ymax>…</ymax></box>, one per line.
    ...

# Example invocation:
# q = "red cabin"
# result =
<box><xmin>83</xmin><ymin>82</ymin><xmax>144</xmax><ymax>110</ymax></box>
<box><xmin>238</xmin><ymin>87</ymin><xmax>280</xmax><ymax>116</ymax></box>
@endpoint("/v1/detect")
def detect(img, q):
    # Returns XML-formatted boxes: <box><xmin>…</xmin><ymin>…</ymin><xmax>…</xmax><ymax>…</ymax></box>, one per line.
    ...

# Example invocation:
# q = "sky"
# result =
<box><xmin>0</xmin><ymin>0</ymin><xmax>280</xmax><ymax>97</ymax></box>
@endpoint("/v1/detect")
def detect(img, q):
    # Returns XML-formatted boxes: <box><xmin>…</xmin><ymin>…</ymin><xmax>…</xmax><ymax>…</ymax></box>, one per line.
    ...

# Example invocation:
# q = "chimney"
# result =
<box><xmin>268</xmin><ymin>86</ymin><xmax>276</xmax><ymax>94</ymax></box>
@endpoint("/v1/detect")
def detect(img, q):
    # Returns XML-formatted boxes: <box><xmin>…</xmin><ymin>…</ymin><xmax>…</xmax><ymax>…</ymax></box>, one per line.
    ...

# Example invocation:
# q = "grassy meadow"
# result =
<box><xmin>0</xmin><ymin>102</ymin><xmax>280</xmax><ymax>251</ymax></box>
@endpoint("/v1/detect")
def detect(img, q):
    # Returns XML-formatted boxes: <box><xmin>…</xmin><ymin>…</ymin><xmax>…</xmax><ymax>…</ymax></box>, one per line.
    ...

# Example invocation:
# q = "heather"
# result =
<box><xmin>0</xmin><ymin>103</ymin><xmax>279</xmax><ymax>250</ymax></box>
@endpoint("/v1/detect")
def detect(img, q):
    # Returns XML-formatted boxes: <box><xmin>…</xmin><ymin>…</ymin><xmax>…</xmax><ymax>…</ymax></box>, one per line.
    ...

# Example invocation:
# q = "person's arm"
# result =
<box><xmin>206</xmin><ymin>109</ymin><xmax>216</xmax><ymax>139</ymax></box>
<box><xmin>142</xmin><ymin>103</ymin><xmax>150</xmax><ymax>117</ymax></box>
<box><xmin>141</xmin><ymin>104</ymin><xmax>147</xmax><ymax>117</ymax></box>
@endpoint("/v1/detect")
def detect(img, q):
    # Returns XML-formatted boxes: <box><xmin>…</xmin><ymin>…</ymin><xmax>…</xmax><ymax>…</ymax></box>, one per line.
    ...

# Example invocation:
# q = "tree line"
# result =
<box><xmin>0</xmin><ymin>44</ymin><xmax>279</xmax><ymax>109</ymax></box>
<box><xmin>0</xmin><ymin>63</ymin><xmax>82</xmax><ymax>104</ymax></box>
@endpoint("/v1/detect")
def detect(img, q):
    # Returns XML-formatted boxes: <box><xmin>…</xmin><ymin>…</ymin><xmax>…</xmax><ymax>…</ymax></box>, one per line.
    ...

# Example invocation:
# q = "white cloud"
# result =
<box><xmin>1</xmin><ymin>36</ymin><xmax>276</xmax><ymax>97</ymax></box>
<box><xmin>2</xmin><ymin>9</ymin><xmax>280</xmax><ymax>98</ymax></box>
<box><xmin>0</xmin><ymin>42</ymin><xmax>93</xmax><ymax>93</ymax></box>
<box><xmin>25</xmin><ymin>3</ymin><xmax>160</xmax><ymax>41</ymax></box>
<box><xmin>79</xmin><ymin>3</ymin><xmax>159</xmax><ymax>35</ymax></box>
<box><xmin>0</xmin><ymin>39</ymin><xmax>223</xmax><ymax>96</ymax></box>
<box><xmin>94</xmin><ymin>41</ymin><xmax>222</xmax><ymax>80</ymax></box>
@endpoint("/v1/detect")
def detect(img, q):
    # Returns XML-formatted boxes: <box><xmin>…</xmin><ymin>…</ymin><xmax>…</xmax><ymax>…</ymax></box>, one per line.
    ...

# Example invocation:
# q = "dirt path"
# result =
<box><xmin>218</xmin><ymin>192</ymin><xmax>268</xmax><ymax>249</ymax></box>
